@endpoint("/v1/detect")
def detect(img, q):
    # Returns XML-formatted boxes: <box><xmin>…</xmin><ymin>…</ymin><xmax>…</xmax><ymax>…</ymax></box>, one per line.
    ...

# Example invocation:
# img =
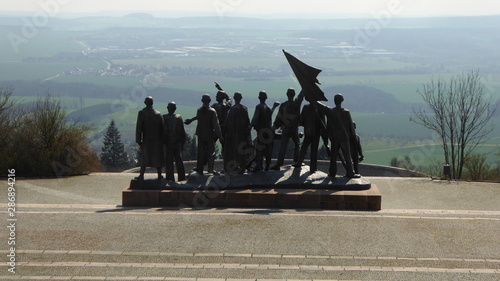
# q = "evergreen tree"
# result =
<box><xmin>101</xmin><ymin>120</ymin><xmax>129</xmax><ymax>170</ymax></box>
<box><xmin>182</xmin><ymin>133</ymin><xmax>198</xmax><ymax>161</ymax></box>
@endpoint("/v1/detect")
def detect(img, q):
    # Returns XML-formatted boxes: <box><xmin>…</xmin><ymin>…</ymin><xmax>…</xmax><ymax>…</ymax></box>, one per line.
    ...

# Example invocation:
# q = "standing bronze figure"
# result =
<box><xmin>211</xmin><ymin>91</ymin><xmax>231</xmax><ymax>134</ymax></box>
<box><xmin>185</xmin><ymin>94</ymin><xmax>223</xmax><ymax>175</ymax></box>
<box><xmin>223</xmin><ymin>92</ymin><xmax>252</xmax><ymax>175</ymax></box>
<box><xmin>163</xmin><ymin>102</ymin><xmax>186</xmax><ymax>181</ymax></box>
<box><xmin>314</xmin><ymin>94</ymin><xmax>357</xmax><ymax>178</ymax></box>
<box><xmin>293</xmin><ymin>99</ymin><xmax>326</xmax><ymax>173</ymax></box>
<box><xmin>271</xmin><ymin>88</ymin><xmax>304</xmax><ymax>170</ymax></box>
<box><xmin>250</xmin><ymin>91</ymin><xmax>277</xmax><ymax>172</ymax></box>
<box><xmin>350</xmin><ymin>121</ymin><xmax>364</xmax><ymax>175</ymax></box>
<box><xmin>135</xmin><ymin>96</ymin><xmax>166</xmax><ymax>180</ymax></box>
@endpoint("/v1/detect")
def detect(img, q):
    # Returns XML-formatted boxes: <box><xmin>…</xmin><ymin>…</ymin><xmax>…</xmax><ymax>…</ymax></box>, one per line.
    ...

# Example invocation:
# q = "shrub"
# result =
<box><xmin>1</xmin><ymin>93</ymin><xmax>101</xmax><ymax>176</ymax></box>
<box><xmin>463</xmin><ymin>153</ymin><xmax>491</xmax><ymax>181</ymax></box>
<box><xmin>389</xmin><ymin>155</ymin><xmax>416</xmax><ymax>171</ymax></box>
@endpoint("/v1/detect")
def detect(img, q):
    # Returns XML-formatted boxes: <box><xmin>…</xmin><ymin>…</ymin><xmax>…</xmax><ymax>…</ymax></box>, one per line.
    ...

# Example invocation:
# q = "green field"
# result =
<box><xmin>363</xmin><ymin>143</ymin><xmax>499</xmax><ymax>168</ymax></box>
<box><xmin>112</xmin><ymin>57</ymin><xmax>415</xmax><ymax>72</ymax></box>
<box><xmin>6</xmin><ymin>71</ymin><xmax>499</xmax><ymax>106</ymax></box>
<box><xmin>15</xmin><ymin>95</ymin><xmax>499</xmax><ymax>167</ymax></box>
<box><xmin>171</xmin><ymin>74</ymin><xmax>500</xmax><ymax>103</ymax></box>
<box><xmin>53</xmin><ymin>75</ymin><xmax>142</xmax><ymax>87</ymax></box>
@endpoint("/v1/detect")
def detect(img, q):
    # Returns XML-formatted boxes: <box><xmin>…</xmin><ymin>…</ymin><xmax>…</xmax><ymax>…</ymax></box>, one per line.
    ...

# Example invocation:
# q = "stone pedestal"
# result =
<box><xmin>123</xmin><ymin>165</ymin><xmax>381</xmax><ymax>211</ymax></box>
<box><xmin>123</xmin><ymin>185</ymin><xmax>381</xmax><ymax>211</ymax></box>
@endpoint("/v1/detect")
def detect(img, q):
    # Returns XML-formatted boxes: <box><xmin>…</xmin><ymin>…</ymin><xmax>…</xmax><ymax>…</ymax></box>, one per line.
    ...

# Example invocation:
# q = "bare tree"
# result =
<box><xmin>410</xmin><ymin>70</ymin><xmax>497</xmax><ymax>179</ymax></box>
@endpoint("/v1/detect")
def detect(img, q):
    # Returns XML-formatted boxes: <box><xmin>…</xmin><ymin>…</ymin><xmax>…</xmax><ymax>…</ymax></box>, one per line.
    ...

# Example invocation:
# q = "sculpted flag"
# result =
<box><xmin>282</xmin><ymin>49</ymin><xmax>328</xmax><ymax>102</ymax></box>
<box><xmin>214</xmin><ymin>81</ymin><xmax>223</xmax><ymax>91</ymax></box>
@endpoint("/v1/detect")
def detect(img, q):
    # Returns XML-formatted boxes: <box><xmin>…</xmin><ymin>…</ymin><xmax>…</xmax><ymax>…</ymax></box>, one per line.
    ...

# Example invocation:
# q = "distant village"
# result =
<box><xmin>25</xmin><ymin>31</ymin><xmax>407</xmax><ymax>80</ymax></box>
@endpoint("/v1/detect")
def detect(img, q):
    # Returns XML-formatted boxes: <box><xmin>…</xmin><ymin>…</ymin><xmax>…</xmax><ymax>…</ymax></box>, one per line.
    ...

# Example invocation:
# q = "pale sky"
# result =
<box><xmin>3</xmin><ymin>0</ymin><xmax>500</xmax><ymax>17</ymax></box>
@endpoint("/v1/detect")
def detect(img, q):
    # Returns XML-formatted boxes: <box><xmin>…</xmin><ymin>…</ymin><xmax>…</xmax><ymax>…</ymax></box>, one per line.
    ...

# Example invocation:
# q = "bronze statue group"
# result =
<box><xmin>135</xmin><ymin>88</ymin><xmax>364</xmax><ymax>182</ymax></box>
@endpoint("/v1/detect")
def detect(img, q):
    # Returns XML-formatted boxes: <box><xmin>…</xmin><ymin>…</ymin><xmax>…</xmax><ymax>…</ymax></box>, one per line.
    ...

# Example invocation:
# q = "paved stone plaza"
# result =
<box><xmin>1</xmin><ymin>173</ymin><xmax>499</xmax><ymax>280</ymax></box>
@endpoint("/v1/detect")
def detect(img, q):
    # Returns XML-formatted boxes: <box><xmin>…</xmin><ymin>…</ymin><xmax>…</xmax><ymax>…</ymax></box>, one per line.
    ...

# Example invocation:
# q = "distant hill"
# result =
<box><xmin>124</xmin><ymin>13</ymin><xmax>155</xmax><ymax>20</ymax></box>
<box><xmin>1</xmin><ymin>14</ymin><xmax>500</xmax><ymax>31</ymax></box>
<box><xmin>2</xmin><ymin>80</ymin><xmax>203</xmax><ymax>106</ymax></box>
<box><xmin>66</xmin><ymin>103</ymin><xmax>126</xmax><ymax>122</ymax></box>
<box><xmin>4</xmin><ymin>80</ymin><xmax>415</xmax><ymax>113</ymax></box>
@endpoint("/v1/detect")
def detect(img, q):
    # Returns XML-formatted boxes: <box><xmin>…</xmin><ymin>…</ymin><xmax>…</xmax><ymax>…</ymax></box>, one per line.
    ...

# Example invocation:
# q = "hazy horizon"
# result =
<box><xmin>1</xmin><ymin>10</ymin><xmax>500</xmax><ymax>21</ymax></box>
<box><xmin>3</xmin><ymin>0</ymin><xmax>500</xmax><ymax>19</ymax></box>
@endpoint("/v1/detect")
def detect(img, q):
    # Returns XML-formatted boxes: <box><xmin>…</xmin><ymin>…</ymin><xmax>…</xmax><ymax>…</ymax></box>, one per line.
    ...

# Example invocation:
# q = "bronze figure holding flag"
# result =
<box><xmin>282</xmin><ymin>50</ymin><xmax>360</xmax><ymax>178</ymax></box>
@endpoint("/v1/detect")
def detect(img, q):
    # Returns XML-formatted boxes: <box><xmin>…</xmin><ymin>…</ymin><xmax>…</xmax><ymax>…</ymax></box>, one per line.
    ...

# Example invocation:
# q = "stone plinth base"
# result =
<box><xmin>129</xmin><ymin>165</ymin><xmax>372</xmax><ymax>191</ymax></box>
<box><xmin>123</xmin><ymin>165</ymin><xmax>381</xmax><ymax>211</ymax></box>
<box><xmin>122</xmin><ymin>184</ymin><xmax>381</xmax><ymax>211</ymax></box>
